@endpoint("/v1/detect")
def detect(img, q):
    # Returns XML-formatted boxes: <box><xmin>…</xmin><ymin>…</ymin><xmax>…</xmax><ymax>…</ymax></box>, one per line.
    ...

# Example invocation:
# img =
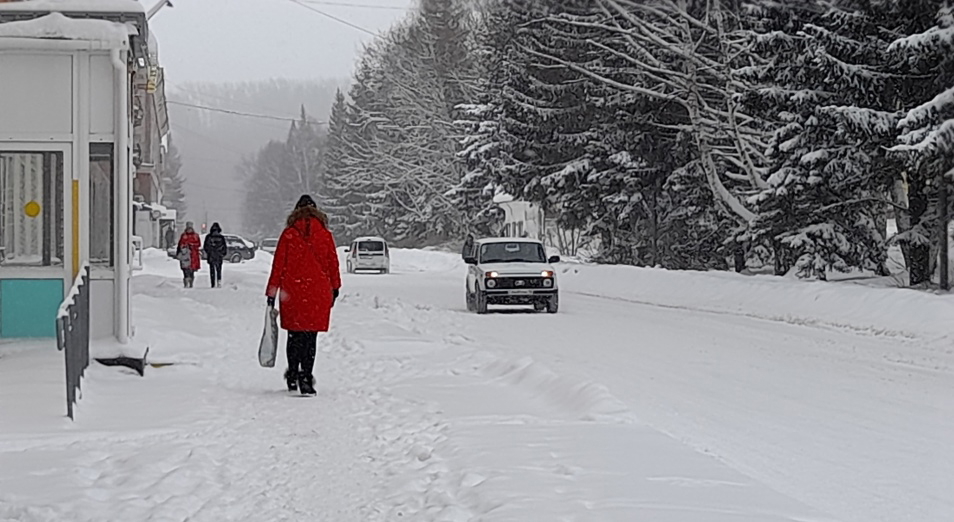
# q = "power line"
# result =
<box><xmin>168</xmin><ymin>84</ymin><xmax>307</xmax><ymax>127</ymax></box>
<box><xmin>168</xmin><ymin>100</ymin><xmax>327</xmax><ymax>124</ymax></box>
<box><xmin>286</xmin><ymin>0</ymin><xmax>379</xmax><ymax>36</ymax></box>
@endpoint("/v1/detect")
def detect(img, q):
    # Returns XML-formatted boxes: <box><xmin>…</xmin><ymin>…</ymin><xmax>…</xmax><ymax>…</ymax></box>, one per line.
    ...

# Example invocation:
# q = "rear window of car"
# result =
<box><xmin>357</xmin><ymin>241</ymin><xmax>385</xmax><ymax>252</ymax></box>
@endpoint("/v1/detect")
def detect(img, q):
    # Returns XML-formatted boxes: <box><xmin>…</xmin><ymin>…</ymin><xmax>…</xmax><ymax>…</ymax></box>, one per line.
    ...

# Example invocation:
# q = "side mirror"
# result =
<box><xmin>463</xmin><ymin>256</ymin><xmax>477</xmax><ymax>265</ymax></box>
<box><xmin>344</xmin><ymin>248</ymin><xmax>350</xmax><ymax>253</ymax></box>
<box><xmin>548</xmin><ymin>255</ymin><xmax>561</xmax><ymax>264</ymax></box>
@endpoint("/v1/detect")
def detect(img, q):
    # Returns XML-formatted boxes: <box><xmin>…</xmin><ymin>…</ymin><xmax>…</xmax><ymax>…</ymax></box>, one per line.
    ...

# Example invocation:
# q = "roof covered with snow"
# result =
<box><xmin>354</xmin><ymin>236</ymin><xmax>387</xmax><ymax>242</ymax></box>
<box><xmin>0</xmin><ymin>11</ymin><xmax>132</xmax><ymax>44</ymax></box>
<box><xmin>0</xmin><ymin>0</ymin><xmax>145</xmax><ymax>14</ymax></box>
<box><xmin>492</xmin><ymin>192</ymin><xmax>514</xmax><ymax>204</ymax></box>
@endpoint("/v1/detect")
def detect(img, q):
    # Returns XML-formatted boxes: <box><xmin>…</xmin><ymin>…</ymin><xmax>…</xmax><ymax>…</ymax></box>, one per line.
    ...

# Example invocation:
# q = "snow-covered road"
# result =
<box><xmin>1</xmin><ymin>248</ymin><xmax>951</xmax><ymax>521</ymax></box>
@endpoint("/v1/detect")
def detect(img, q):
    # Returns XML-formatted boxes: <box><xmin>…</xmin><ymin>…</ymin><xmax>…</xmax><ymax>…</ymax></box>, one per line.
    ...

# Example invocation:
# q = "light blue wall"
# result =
<box><xmin>0</xmin><ymin>279</ymin><xmax>63</xmax><ymax>338</ymax></box>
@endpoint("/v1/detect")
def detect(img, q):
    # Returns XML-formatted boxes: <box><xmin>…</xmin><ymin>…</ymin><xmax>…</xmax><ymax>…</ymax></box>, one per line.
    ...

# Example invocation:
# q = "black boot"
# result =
<box><xmin>298</xmin><ymin>374</ymin><xmax>316</xmax><ymax>396</ymax></box>
<box><xmin>284</xmin><ymin>368</ymin><xmax>298</xmax><ymax>392</ymax></box>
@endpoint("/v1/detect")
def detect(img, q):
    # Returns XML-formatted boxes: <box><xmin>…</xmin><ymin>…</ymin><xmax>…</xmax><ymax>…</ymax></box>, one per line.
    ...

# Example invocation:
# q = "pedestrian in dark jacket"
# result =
<box><xmin>203</xmin><ymin>222</ymin><xmax>228</xmax><ymax>288</ymax></box>
<box><xmin>265</xmin><ymin>195</ymin><xmax>341</xmax><ymax>395</ymax></box>
<box><xmin>177</xmin><ymin>222</ymin><xmax>201</xmax><ymax>288</ymax></box>
<box><xmin>164</xmin><ymin>226</ymin><xmax>175</xmax><ymax>249</ymax></box>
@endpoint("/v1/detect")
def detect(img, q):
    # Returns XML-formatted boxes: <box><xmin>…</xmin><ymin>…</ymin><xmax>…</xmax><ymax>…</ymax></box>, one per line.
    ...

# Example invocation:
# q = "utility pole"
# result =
<box><xmin>939</xmin><ymin>172</ymin><xmax>949</xmax><ymax>291</ymax></box>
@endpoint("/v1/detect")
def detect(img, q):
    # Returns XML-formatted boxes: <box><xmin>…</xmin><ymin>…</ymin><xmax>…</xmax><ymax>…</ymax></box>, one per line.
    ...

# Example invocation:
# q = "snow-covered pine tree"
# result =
<box><xmin>160</xmin><ymin>135</ymin><xmax>187</xmax><ymax>223</ymax></box>
<box><xmin>748</xmin><ymin>0</ymin><xmax>946</xmax><ymax>281</ymax></box>
<box><xmin>319</xmin><ymin>3</ymin><xmax>480</xmax><ymax>246</ymax></box>
<box><xmin>241</xmin><ymin>140</ymin><xmax>295</xmax><ymax>239</ymax></box>
<box><xmin>889</xmin><ymin>2</ymin><xmax>954</xmax><ymax>284</ymax></box>
<box><xmin>285</xmin><ymin>106</ymin><xmax>324</xmax><ymax>200</ymax></box>
<box><xmin>535</xmin><ymin>0</ymin><xmax>764</xmax><ymax>267</ymax></box>
<box><xmin>326</xmin><ymin>50</ymin><xmax>392</xmax><ymax>242</ymax></box>
<box><xmin>321</xmin><ymin>89</ymin><xmax>360</xmax><ymax>243</ymax></box>
<box><xmin>463</xmin><ymin>0</ymin><xmax>602</xmax><ymax>243</ymax></box>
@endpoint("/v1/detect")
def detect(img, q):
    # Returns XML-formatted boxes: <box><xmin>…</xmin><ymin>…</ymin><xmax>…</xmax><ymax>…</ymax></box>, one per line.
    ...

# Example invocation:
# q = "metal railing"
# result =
<box><xmin>55</xmin><ymin>264</ymin><xmax>90</xmax><ymax>420</ymax></box>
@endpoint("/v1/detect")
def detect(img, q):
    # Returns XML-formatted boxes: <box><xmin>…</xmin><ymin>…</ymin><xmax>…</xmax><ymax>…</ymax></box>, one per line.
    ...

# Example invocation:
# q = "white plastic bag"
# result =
<box><xmin>258</xmin><ymin>306</ymin><xmax>279</xmax><ymax>368</ymax></box>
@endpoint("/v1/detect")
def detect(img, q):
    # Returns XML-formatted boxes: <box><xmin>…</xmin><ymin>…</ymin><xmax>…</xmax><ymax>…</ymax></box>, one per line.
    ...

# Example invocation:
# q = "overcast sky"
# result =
<box><xmin>149</xmin><ymin>0</ymin><xmax>415</xmax><ymax>85</ymax></box>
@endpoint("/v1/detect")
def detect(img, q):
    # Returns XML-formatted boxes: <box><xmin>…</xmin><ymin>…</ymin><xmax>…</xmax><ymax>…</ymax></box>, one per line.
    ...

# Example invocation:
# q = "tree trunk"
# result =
<box><xmin>939</xmin><ymin>178</ymin><xmax>949</xmax><ymax>290</ymax></box>
<box><xmin>734</xmin><ymin>243</ymin><xmax>745</xmax><ymax>273</ymax></box>
<box><xmin>907</xmin><ymin>191</ymin><xmax>931</xmax><ymax>286</ymax></box>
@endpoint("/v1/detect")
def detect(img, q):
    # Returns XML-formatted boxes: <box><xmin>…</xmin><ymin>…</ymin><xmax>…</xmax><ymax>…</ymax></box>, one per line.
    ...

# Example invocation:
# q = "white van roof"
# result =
<box><xmin>354</xmin><ymin>237</ymin><xmax>387</xmax><ymax>242</ymax></box>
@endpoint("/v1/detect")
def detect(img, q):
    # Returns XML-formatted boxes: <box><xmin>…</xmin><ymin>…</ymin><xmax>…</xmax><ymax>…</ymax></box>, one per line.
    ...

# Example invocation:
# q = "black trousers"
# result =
<box><xmin>209</xmin><ymin>259</ymin><xmax>223</xmax><ymax>287</ymax></box>
<box><xmin>286</xmin><ymin>331</ymin><xmax>317</xmax><ymax>377</ymax></box>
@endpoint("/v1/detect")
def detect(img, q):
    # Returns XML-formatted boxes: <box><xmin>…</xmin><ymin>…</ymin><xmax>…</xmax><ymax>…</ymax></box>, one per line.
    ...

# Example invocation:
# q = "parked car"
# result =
<box><xmin>259</xmin><ymin>238</ymin><xmax>279</xmax><ymax>254</ymax></box>
<box><xmin>463</xmin><ymin>238</ymin><xmax>560</xmax><ymax>314</ymax></box>
<box><xmin>345</xmin><ymin>237</ymin><xmax>390</xmax><ymax>274</ymax></box>
<box><xmin>199</xmin><ymin>233</ymin><xmax>256</xmax><ymax>263</ymax></box>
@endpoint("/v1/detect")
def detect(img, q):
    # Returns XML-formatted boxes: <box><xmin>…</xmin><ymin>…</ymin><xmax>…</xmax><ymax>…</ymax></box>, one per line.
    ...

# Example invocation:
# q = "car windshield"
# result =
<box><xmin>358</xmin><ymin>241</ymin><xmax>385</xmax><ymax>252</ymax></box>
<box><xmin>479</xmin><ymin>242</ymin><xmax>546</xmax><ymax>264</ymax></box>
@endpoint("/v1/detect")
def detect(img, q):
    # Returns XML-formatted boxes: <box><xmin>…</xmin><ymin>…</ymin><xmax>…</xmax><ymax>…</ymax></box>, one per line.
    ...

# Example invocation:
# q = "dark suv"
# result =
<box><xmin>200</xmin><ymin>234</ymin><xmax>256</xmax><ymax>263</ymax></box>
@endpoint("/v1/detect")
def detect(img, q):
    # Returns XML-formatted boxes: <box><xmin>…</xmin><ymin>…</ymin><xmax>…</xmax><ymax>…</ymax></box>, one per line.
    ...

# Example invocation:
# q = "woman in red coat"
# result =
<box><xmin>176</xmin><ymin>222</ymin><xmax>202</xmax><ymax>288</ymax></box>
<box><xmin>266</xmin><ymin>195</ymin><xmax>341</xmax><ymax>395</ymax></box>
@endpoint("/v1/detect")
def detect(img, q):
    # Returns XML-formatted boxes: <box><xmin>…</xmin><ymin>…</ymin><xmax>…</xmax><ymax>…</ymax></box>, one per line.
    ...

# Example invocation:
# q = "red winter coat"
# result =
<box><xmin>266</xmin><ymin>216</ymin><xmax>341</xmax><ymax>332</ymax></box>
<box><xmin>177</xmin><ymin>231</ymin><xmax>201</xmax><ymax>271</ymax></box>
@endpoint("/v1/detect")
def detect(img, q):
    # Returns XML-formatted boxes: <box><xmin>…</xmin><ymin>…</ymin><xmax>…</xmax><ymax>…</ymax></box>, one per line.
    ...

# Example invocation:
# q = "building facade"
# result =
<box><xmin>0</xmin><ymin>0</ymin><xmax>155</xmax><ymax>342</ymax></box>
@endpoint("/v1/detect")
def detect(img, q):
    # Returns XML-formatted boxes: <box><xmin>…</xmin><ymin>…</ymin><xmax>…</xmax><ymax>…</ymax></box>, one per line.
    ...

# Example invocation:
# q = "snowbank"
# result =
<box><xmin>388</xmin><ymin>248</ymin><xmax>462</xmax><ymax>273</ymax></box>
<box><xmin>558</xmin><ymin>263</ymin><xmax>953</xmax><ymax>340</ymax></box>
<box><xmin>481</xmin><ymin>356</ymin><xmax>630</xmax><ymax>421</ymax></box>
<box><xmin>380</xmin><ymin>247</ymin><xmax>952</xmax><ymax>341</ymax></box>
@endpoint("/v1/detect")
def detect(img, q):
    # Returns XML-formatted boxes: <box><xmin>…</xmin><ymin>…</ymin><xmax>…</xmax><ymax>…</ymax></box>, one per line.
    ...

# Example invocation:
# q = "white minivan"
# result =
<box><xmin>345</xmin><ymin>237</ymin><xmax>390</xmax><ymax>274</ymax></box>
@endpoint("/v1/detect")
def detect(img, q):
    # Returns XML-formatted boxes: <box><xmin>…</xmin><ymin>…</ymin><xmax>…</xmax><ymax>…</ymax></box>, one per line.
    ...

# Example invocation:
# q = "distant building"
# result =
<box><xmin>493</xmin><ymin>193</ymin><xmax>545</xmax><ymax>242</ymax></box>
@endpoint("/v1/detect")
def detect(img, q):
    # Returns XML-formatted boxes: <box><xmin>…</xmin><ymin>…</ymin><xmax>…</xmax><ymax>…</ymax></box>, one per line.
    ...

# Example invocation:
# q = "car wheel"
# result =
<box><xmin>475</xmin><ymin>289</ymin><xmax>488</xmax><ymax>315</ymax></box>
<box><xmin>546</xmin><ymin>294</ymin><xmax>559</xmax><ymax>314</ymax></box>
<box><xmin>465</xmin><ymin>287</ymin><xmax>476</xmax><ymax>312</ymax></box>
<box><xmin>230</xmin><ymin>253</ymin><xmax>243</xmax><ymax>264</ymax></box>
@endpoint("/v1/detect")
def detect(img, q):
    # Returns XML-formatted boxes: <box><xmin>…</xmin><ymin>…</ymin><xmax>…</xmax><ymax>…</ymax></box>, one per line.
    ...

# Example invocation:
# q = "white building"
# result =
<box><xmin>493</xmin><ymin>192</ymin><xmax>545</xmax><ymax>242</ymax></box>
<box><xmin>0</xmin><ymin>1</ymin><xmax>149</xmax><ymax>342</ymax></box>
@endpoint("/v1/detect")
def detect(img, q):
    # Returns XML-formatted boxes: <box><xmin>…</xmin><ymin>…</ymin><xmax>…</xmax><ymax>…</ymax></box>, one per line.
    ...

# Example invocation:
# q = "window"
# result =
<box><xmin>357</xmin><ymin>241</ymin><xmax>385</xmax><ymax>252</ymax></box>
<box><xmin>0</xmin><ymin>152</ymin><xmax>64</xmax><ymax>266</ymax></box>
<box><xmin>479</xmin><ymin>242</ymin><xmax>546</xmax><ymax>264</ymax></box>
<box><xmin>89</xmin><ymin>144</ymin><xmax>114</xmax><ymax>266</ymax></box>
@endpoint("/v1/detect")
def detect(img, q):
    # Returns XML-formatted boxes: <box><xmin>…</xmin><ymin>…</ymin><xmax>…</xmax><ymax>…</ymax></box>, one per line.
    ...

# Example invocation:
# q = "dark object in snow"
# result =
<box><xmin>95</xmin><ymin>347</ymin><xmax>149</xmax><ymax>377</ymax></box>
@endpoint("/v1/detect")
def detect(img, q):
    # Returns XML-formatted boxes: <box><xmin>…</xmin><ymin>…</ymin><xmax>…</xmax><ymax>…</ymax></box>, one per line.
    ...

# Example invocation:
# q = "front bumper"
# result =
<box><xmin>485</xmin><ymin>288</ymin><xmax>557</xmax><ymax>305</ymax></box>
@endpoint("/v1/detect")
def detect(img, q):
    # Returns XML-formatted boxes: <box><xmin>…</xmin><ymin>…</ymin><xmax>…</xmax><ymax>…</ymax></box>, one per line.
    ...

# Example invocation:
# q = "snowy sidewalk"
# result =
<box><xmin>0</xmin><ymin>340</ymin><xmax>67</xmax><ymax>434</ymax></box>
<box><xmin>0</xmin><ymin>250</ymin><xmax>833</xmax><ymax>521</ymax></box>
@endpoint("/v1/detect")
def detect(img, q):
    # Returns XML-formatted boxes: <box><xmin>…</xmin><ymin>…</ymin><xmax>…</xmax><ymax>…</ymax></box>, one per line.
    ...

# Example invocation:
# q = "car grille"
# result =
<box><xmin>491</xmin><ymin>277</ymin><xmax>547</xmax><ymax>289</ymax></box>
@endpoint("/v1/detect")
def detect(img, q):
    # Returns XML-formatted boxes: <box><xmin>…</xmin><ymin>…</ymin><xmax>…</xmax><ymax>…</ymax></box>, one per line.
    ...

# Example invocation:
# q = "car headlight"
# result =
<box><xmin>486</xmin><ymin>279</ymin><xmax>497</xmax><ymax>288</ymax></box>
<box><xmin>485</xmin><ymin>271</ymin><xmax>498</xmax><ymax>278</ymax></box>
<box><xmin>541</xmin><ymin>270</ymin><xmax>554</xmax><ymax>278</ymax></box>
<box><xmin>543</xmin><ymin>278</ymin><xmax>553</xmax><ymax>288</ymax></box>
